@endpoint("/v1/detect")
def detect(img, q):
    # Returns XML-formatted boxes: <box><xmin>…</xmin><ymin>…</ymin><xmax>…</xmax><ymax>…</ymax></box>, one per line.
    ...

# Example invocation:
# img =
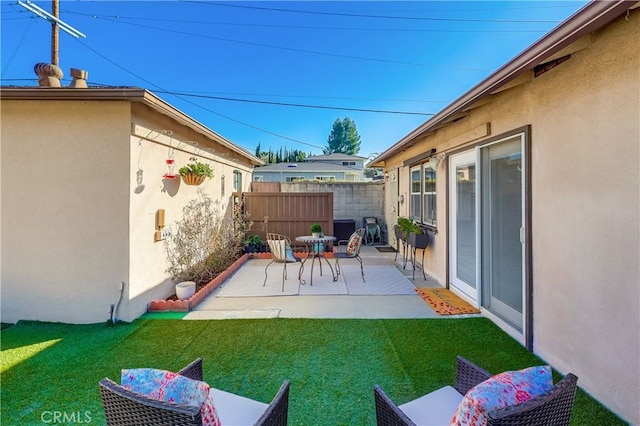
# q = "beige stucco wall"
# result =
<box><xmin>382</xmin><ymin>11</ymin><xmax>639</xmax><ymax>423</ymax></box>
<box><xmin>1</xmin><ymin>98</ymin><xmax>255</xmax><ymax>324</ymax></box>
<box><xmin>1</xmin><ymin>100</ymin><xmax>131</xmax><ymax>324</ymax></box>
<box><xmin>125</xmin><ymin>109</ymin><xmax>253</xmax><ymax>321</ymax></box>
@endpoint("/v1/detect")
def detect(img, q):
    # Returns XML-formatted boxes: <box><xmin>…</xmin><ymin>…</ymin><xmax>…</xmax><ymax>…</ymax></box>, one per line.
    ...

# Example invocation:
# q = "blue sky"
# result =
<box><xmin>1</xmin><ymin>1</ymin><xmax>588</xmax><ymax>158</ymax></box>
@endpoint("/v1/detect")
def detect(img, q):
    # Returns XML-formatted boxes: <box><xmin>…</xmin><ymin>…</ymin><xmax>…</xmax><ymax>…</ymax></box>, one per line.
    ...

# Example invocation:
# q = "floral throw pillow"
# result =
<box><xmin>346</xmin><ymin>234</ymin><xmax>361</xmax><ymax>256</ymax></box>
<box><xmin>121</xmin><ymin>368</ymin><xmax>221</xmax><ymax>426</ymax></box>
<box><xmin>450</xmin><ymin>365</ymin><xmax>553</xmax><ymax>426</ymax></box>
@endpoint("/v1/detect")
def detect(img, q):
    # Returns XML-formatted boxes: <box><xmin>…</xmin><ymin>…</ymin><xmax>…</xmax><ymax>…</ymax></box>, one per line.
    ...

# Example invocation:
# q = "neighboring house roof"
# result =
<box><xmin>371</xmin><ymin>0</ymin><xmax>637</xmax><ymax>166</ymax></box>
<box><xmin>306</xmin><ymin>153</ymin><xmax>367</xmax><ymax>161</ymax></box>
<box><xmin>253</xmin><ymin>162</ymin><xmax>361</xmax><ymax>173</ymax></box>
<box><xmin>0</xmin><ymin>86</ymin><xmax>264</xmax><ymax>166</ymax></box>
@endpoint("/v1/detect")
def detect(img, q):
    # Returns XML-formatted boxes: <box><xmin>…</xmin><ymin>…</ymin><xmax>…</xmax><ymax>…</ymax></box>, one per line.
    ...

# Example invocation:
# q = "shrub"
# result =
<box><xmin>165</xmin><ymin>190</ymin><xmax>252</xmax><ymax>286</ymax></box>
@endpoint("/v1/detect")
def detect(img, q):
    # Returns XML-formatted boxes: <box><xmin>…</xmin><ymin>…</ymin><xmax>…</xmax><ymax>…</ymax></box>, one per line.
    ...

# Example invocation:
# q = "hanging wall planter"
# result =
<box><xmin>182</xmin><ymin>173</ymin><xmax>206</xmax><ymax>186</ymax></box>
<box><xmin>179</xmin><ymin>157</ymin><xmax>213</xmax><ymax>186</ymax></box>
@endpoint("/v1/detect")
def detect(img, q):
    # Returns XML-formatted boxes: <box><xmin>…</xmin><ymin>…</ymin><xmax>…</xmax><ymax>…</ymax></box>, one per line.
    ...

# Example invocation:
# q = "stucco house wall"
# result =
<box><xmin>1</xmin><ymin>100</ymin><xmax>131</xmax><ymax>324</ymax></box>
<box><xmin>1</xmin><ymin>89</ymin><xmax>259</xmax><ymax>324</ymax></box>
<box><xmin>373</xmin><ymin>4</ymin><xmax>639</xmax><ymax>423</ymax></box>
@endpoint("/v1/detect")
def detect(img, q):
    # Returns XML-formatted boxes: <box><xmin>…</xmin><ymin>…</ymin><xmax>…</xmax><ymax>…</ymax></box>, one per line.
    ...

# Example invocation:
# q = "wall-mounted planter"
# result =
<box><xmin>182</xmin><ymin>173</ymin><xmax>206</xmax><ymax>186</ymax></box>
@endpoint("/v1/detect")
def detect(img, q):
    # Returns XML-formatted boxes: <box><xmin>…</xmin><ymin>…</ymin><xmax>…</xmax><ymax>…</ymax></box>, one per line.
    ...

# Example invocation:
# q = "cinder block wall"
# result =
<box><xmin>281</xmin><ymin>181</ymin><xmax>385</xmax><ymax>233</ymax></box>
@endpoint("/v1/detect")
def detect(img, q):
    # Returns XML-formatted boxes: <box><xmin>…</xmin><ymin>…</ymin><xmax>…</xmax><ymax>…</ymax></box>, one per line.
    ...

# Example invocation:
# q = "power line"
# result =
<box><xmin>144</xmin><ymin>90</ymin><xmax>449</xmax><ymax>104</ymax></box>
<box><xmin>62</xmin><ymin>11</ymin><xmax>551</xmax><ymax>34</ymax></box>
<box><xmin>151</xmin><ymin>90</ymin><xmax>435</xmax><ymax>116</ymax></box>
<box><xmin>80</xmin><ymin>16</ymin><xmax>490</xmax><ymax>72</ymax></box>
<box><xmin>191</xmin><ymin>2</ymin><xmax>564</xmax><ymax>24</ymax></box>
<box><xmin>75</xmin><ymin>39</ymin><xmax>327</xmax><ymax>150</ymax></box>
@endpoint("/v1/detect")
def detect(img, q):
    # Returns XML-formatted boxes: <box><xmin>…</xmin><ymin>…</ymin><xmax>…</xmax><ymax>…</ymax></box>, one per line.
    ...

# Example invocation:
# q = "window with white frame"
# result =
<box><xmin>286</xmin><ymin>176</ymin><xmax>305</xmax><ymax>182</ymax></box>
<box><xmin>253</xmin><ymin>175</ymin><xmax>264</xmax><ymax>182</ymax></box>
<box><xmin>233</xmin><ymin>170</ymin><xmax>242</xmax><ymax>191</ymax></box>
<box><xmin>409</xmin><ymin>163</ymin><xmax>437</xmax><ymax>226</ymax></box>
<box><xmin>315</xmin><ymin>176</ymin><xmax>335</xmax><ymax>181</ymax></box>
<box><xmin>410</xmin><ymin>167</ymin><xmax>421</xmax><ymax>221</ymax></box>
<box><xmin>423</xmin><ymin>166</ymin><xmax>436</xmax><ymax>225</ymax></box>
<box><xmin>342</xmin><ymin>161</ymin><xmax>356</xmax><ymax>166</ymax></box>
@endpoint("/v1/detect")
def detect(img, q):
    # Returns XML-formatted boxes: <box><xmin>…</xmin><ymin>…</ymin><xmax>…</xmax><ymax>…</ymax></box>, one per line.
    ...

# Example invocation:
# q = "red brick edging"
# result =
<box><xmin>148</xmin><ymin>253</ymin><xmax>251</xmax><ymax>312</ymax></box>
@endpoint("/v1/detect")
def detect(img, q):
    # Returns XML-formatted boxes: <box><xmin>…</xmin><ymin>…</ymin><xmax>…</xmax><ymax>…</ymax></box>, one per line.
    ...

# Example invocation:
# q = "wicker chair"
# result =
<box><xmin>264</xmin><ymin>233</ymin><xmax>304</xmax><ymax>291</ymax></box>
<box><xmin>100</xmin><ymin>358</ymin><xmax>290</xmax><ymax>426</ymax></box>
<box><xmin>374</xmin><ymin>356</ymin><xmax>578</xmax><ymax>426</ymax></box>
<box><xmin>334</xmin><ymin>227</ymin><xmax>366</xmax><ymax>282</ymax></box>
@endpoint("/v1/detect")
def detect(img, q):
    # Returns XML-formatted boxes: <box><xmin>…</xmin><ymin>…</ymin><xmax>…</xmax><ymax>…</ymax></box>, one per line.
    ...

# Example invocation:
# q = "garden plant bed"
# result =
<box><xmin>149</xmin><ymin>254</ymin><xmax>251</xmax><ymax>312</ymax></box>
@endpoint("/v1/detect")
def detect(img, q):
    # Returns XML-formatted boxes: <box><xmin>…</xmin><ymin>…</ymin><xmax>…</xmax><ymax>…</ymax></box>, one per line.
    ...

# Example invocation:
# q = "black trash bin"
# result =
<box><xmin>333</xmin><ymin>219</ymin><xmax>356</xmax><ymax>242</ymax></box>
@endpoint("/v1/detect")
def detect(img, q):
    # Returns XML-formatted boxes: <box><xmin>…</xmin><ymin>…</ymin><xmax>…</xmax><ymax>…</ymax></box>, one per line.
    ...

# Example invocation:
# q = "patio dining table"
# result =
<box><xmin>295</xmin><ymin>235</ymin><xmax>337</xmax><ymax>286</ymax></box>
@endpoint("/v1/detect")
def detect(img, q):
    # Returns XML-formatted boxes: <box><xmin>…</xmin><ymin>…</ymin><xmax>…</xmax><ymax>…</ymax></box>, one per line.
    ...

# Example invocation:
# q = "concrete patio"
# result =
<box><xmin>184</xmin><ymin>245</ymin><xmax>454</xmax><ymax>320</ymax></box>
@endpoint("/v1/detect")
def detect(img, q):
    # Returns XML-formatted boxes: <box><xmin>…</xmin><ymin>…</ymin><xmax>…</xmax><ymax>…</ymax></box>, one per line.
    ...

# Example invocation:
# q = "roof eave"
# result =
<box><xmin>0</xmin><ymin>87</ymin><xmax>264</xmax><ymax>166</ymax></box>
<box><xmin>372</xmin><ymin>0</ymin><xmax>636</xmax><ymax>166</ymax></box>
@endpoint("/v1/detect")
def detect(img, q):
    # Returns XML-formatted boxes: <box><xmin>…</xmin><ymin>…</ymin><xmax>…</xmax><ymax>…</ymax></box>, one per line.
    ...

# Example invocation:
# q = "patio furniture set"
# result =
<box><xmin>99</xmin><ymin>356</ymin><xmax>578</xmax><ymax>425</ymax></box>
<box><xmin>263</xmin><ymin>228</ymin><xmax>366</xmax><ymax>289</ymax></box>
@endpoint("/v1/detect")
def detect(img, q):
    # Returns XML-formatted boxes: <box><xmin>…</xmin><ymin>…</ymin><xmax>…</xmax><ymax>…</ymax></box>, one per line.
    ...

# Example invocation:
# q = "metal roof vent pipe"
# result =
<box><xmin>34</xmin><ymin>62</ymin><xmax>63</xmax><ymax>87</ymax></box>
<box><xmin>69</xmin><ymin>68</ymin><xmax>88</xmax><ymax>88</ymax></box>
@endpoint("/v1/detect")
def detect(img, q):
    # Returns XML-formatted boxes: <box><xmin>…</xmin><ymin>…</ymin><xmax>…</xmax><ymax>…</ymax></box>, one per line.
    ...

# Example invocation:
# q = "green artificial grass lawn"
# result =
<box><xmin>1</xmin><ymin>318</ymin><xmax>624</xmax><ymax>425</ymax></box>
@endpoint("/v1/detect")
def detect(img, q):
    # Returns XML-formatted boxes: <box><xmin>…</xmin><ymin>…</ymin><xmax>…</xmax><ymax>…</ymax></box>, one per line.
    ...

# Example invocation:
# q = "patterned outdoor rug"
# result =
<box><xmin>215</xmin><ymin>264</ymin><xmax>300</xmax><ymax>297</ymax></box>
<box><xmin>343</xmin><ymin>265</ymin><xmax>416</xmax><ymax>295</ymax></box>
<box><xmin>414</xmin><ymin>288</ymin><xmax>481</xmax><ymax>315</ymax></box>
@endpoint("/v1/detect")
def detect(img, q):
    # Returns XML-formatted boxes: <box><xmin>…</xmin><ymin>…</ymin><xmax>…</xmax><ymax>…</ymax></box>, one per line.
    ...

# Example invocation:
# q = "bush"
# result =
<box><xmin>165</xmin><ymin>190</ymin><xmax>252</xmax><ymax>286</ymax></box>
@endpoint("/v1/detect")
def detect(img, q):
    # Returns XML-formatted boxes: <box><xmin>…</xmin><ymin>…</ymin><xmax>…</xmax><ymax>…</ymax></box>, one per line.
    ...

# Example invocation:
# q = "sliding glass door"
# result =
<box><xmin>449</xmin><ymin>151</ymin><xmax>477</xmax><ymax>301</ymax></box>
<box><xmin>480</xmin><ymin>137</ymin><xmax>524</xmax><ymax>331</ymax></box>
<box><xmin>449</xmin><ymin>133</ymin><xmax>526</xmax><ymax>332</ymax></box>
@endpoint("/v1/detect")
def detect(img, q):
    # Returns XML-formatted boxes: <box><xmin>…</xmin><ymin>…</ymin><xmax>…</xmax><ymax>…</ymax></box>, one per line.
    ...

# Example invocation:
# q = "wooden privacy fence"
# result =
<box><xmin>241</xmin><ymin>192</ymin><xmax>334</xmax><ymax>247</ymax></box>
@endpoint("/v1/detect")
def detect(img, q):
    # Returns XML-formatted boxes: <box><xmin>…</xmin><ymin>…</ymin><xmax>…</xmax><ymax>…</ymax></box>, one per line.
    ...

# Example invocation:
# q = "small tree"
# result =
<box><xmin>165</xmin><ymin>190</ymin><xmax>252</xmax><ymax>286</ymax></box>
<box><xmin>325</xmin><ymin>117</ymin><xmax>361</xmax><ymax>155</ymax></box>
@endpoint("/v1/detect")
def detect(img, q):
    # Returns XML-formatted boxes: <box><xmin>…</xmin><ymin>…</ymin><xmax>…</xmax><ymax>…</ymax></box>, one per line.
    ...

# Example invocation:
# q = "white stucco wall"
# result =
<box><xmin>1</xmin><ymin>100</ymin><xmax>131</xmax><ymax>324</ymax></box>
<box><xmin>381</xmin><ymin>10</ymin><xmax>639</xmax><ymax>423</ymax></box>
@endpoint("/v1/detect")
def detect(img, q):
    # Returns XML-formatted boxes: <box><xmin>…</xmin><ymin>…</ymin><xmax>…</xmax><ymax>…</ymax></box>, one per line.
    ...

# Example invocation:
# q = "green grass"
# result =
<box><xmin>1</xmin><ymin>318</ymin><xmax>624</xmax><ymax>425</ymax></box>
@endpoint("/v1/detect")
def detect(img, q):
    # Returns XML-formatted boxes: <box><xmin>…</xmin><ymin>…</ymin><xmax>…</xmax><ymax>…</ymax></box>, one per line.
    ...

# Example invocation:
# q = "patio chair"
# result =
<box><xmin>264</xmin><ymin>233</ymin><xmax>303</xmax><ymax>291</ymax></box>
<box><xmin>100</xmin><ymin>358</ymin><xmax>290</xmax><ymax>426</ymax></box>
<box><xmin>374</xmin><ymin>356</ymin><xmax>578</xmax><ymax>426</ymax></box>
<box><xmin>334</xmin><ymin>227</ymin><xmax>366</xmax><ymax>282</ymax></box>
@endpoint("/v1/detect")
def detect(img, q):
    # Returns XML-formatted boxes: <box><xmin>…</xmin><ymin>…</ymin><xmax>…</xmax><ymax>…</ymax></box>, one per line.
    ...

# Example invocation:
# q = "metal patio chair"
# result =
<box><xmin>374</xmin><ymin>356</ymin><xmax>578</xmax><ymax>426</ymax></box>
<box><xmin>100</xmin><ymin>358</ymin><xmax>290</xmax><ymax>426</ymax></box>
<box><xmin>334</xmin><ymin>227</ymin><xmax>366</xmax><ymax>282</ymax></box>
<box><xmin>264</xmin><ymin>233</ymin><xmax>304</xmax><ymax>291</ymax></box>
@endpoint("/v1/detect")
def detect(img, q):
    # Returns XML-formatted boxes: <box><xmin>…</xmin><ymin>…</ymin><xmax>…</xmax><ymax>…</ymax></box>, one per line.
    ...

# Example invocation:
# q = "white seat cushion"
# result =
<box><xmin>210</xmin><ymin>387</ymin><xmax>268</xmax><ymax>426</ymax></box>
<box><xmin>399</xmin><ymin>385</ymin><xmax>463</xmax><ymax>426</ymax></box>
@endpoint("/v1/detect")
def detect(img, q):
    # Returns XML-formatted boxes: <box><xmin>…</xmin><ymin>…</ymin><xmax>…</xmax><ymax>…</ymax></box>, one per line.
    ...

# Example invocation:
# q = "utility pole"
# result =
<box><xmin>51</xmin><ymin>0</ymin><xmax>59</xmax><ymax>66</ymax></box>
<box><xmin>18</xmin><ymin>0</ymin><xmax>86</xmax><ymax>86</ymax></box>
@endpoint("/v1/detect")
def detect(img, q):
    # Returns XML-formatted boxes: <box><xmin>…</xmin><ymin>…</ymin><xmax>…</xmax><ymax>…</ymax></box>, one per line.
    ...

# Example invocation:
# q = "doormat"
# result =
<box><xmin>415</xmin><ymin>288</ymin><xmax>481</xmax><ymax>315</ymax></box>
<box><xmin>375</xmin><ymin>246</ymin><xmax>397</xmax><ymax>253</ymax></box>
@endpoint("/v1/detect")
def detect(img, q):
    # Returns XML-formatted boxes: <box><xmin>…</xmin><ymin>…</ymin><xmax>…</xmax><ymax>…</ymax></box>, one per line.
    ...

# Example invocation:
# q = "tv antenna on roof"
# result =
<box><xmin>18</xmin><ymin>0</ymin><xmax>86</xmax><ymax>66</ymax></box>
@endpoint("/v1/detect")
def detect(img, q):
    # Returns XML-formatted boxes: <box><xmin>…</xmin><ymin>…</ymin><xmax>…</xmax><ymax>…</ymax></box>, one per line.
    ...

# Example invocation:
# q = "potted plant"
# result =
<box><xmin>179</xmin><ymin>157</ymin><xmax>214</xmax><ymax>186</ymax></box>
<box><xmin>310</xmin><ymin>223</ymin><xmax>323</xmax><ymax>238</ymax></box>
<box><xmin>397</xmin><ymin>217</ymin><xmax>420</xmax><ymax>238</ymax></box>
<box><xmin>244</xmin><ymin>234</ymin><xmax>263</xmax><ymax>253</ymax></box>
<box><xmin>175</xmin><ymin>281</ymin><xmax>196</xmax><ymax>300</ymax></box>
<box><xmin>397</xmin><ymin>217</ymin><xmax>428</xmax><ymax>249</ymax></box>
